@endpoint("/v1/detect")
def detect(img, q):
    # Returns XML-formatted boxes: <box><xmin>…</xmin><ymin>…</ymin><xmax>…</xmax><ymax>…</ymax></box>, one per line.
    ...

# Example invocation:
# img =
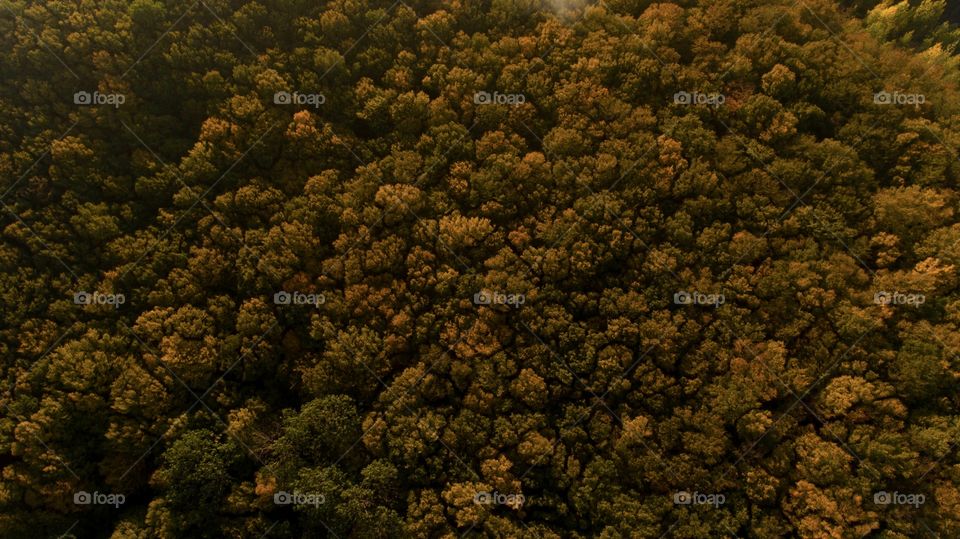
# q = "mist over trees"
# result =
<box><xmin>2</xmin><ymin>0</ymin><xmax>960</xmax><ymax>537</ymax></box>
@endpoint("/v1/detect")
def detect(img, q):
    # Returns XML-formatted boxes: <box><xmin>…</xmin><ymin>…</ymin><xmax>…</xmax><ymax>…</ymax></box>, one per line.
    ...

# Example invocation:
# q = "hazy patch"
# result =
<box><xmin>546</xmin><ymin>0</ymin><xmax>590</xmax><ymax>17</ymax></box>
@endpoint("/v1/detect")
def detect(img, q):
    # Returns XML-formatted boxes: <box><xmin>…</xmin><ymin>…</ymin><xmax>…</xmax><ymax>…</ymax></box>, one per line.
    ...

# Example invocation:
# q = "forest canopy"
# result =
<box><xmin>2</xmin><ymin>0</ymin><xmax>960</xmax><ymax>537</ymax></box>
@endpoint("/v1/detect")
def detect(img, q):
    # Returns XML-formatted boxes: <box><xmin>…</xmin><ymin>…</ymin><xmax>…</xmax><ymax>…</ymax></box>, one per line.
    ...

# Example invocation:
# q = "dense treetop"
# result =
<box><xmin>2</xmin><ymin>0</ymin><xmax>960</xmax><ymax>537</ymax></box>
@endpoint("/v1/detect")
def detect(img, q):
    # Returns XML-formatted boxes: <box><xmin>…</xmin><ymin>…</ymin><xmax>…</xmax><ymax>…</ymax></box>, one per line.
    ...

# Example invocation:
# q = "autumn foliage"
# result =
<box><xmin>2</xmin><ymin>0</ymin><xmax>960</xmax><ymax>537</ymax></box>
